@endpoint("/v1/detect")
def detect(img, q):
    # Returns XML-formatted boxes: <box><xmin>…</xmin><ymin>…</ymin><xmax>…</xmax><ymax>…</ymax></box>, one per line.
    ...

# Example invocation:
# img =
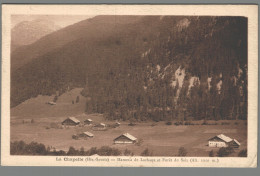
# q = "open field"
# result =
<box><xmin>10</xmin><ymin>89</ymin><xmax>247</xmax><ymax>156</ymax></box>
<box><xmin>11</xmin><ymin>88</ymin><xmax>86</xmax><ymax>118</ymax></box>
<box><xmin>11</xmin><ymin>114</ymin><xmax>247</xmax><ymax>156</ymax></box>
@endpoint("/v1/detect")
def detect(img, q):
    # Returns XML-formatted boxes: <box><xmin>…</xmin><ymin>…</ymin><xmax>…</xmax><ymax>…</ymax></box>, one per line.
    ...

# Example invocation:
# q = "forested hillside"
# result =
<box><xmin>11</xmin><ymin>16</ymin><xmax>247</xmax><ymax>121</ymax></box>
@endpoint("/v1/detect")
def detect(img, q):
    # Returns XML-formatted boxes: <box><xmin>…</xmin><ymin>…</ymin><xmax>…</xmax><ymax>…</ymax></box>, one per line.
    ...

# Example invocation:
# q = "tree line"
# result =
<box><xmin>11</xmin><ymin>141</ymin><xmax>122</xmax><ymax>156</ymax></box>
<box><xmin>11</xmin><ymin>140</ymin><xmax>247</xmax><ymax>157</ymax></box>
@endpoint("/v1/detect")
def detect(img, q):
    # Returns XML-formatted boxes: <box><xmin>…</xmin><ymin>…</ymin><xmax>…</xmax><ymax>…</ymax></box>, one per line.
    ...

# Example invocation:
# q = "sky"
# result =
<box><xmin>11</xmin><ymin>15</ymin><xmax>95</xmax><ymax>28</ymax></box>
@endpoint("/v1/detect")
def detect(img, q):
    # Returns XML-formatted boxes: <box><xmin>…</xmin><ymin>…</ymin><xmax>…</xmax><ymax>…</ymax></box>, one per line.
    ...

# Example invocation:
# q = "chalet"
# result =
<box><xmin>62</xmin><ymin>117</ymin><xmax>80</xmax><ymax>126</ymax></box>
<box><xmin>94</xmin><ymin>123</ymin><xmax>106</xmax><ymax>128</ymax></box>
<box><xmin>92</xmin><ymin>123</ymin><xmax>106</xmax><ymax>131</ymax></box>
<box><xmin>79</xmin><ymin>131</ymin><xmax>94</xmax><ymax>138</ymax></box>
<box><xmin>84</xmin><ymin>119</ymin><xmax>93</xmax><ymax>125</ymax></box>
<box><xmin>47</xmin><ymin>101</ymin><xmax>56</xmax><ymax>105</ymax></box>
<box><xmin>208</xmin><ymin>134</ymin><xmax>240</xmax><ymax>148</ymax></box>
<box><xmin>114</xmin><ymin>133</ymin><xmax>137</xmax><ymax>144</ymax></box>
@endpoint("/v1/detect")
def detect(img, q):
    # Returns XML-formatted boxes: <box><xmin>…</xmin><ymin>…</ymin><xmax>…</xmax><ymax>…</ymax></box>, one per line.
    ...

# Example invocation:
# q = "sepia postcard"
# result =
<box><xmin>1</xmin><ymin>5</ymin><xmax>258</xmax><ymax>167</ymax></box>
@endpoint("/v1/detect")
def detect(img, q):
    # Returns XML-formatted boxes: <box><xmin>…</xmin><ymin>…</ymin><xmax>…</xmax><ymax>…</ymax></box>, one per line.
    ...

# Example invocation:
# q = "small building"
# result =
<box><xmin>92</xmin><ymin>123</ymin><xmax>106</xmax><ymax>130</ymax></box>
<box><xmin>62</xmin><ymin>117</ymin><xmax>80</xmax><ymax>126</ymax></box>
<box><xmin>208</xmin><ymin>134</ymin><xmax>240</xmax><ymax>148</ymax></box>
<box><xmin>47</xmin><ymin>101</ymin><xmax>56</xmax><ymax>105</ymax></box>
<box><xmin>114</xmin><ymin>122</ymin><xmax>120</xmax><ymax>127</ymax></box>
<box><xmin>114</xmin><ymin>133</ymin><xmax>137</xmax><ymax>144</ymax></box>
<box><xmin>228</xmin><ymin>139</ymin><xmax>241</xmax><ymax>148</ymax></box>
<box><xmin>94</xmin><ymin>123</ymin><xmax>106</xmax><ymax>128</ymax></box>
<box><xmin>84</xmin><ymin>119</ymin><xmax>93</xmax><ymax>125</ymax></box>
<box><xmin>79</xmin><ymin>131</ymin><xmax>94</xmax><ymax>138</ymax></box>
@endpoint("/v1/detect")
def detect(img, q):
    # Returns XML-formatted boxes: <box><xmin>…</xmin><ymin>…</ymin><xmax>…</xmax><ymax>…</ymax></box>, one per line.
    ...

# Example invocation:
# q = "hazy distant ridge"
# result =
<box><xmin>11</xmin><ymin>19</ymin><xmax>61</xmax><ymax>51</ymax></box>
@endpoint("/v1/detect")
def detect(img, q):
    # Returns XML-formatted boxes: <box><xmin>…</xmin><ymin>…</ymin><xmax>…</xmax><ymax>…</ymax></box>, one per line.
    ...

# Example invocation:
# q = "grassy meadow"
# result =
<box><xmin>11</xmin><ymin>115</ymin><xmax>247</xmax><ymax>156</ymax></box>
<box><xmin>10</xmin><ymin>88</ymin><xmax>247</xmax><ymax>156</ymax></box>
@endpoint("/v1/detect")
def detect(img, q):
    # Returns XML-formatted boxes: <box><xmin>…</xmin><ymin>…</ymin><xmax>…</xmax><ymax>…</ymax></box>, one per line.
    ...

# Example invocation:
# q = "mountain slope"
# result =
<box><xmin>11</xmin><ymin>15</ymin><xmax>165</xmax><ymax>106</ymax></box>
<box><xmin>11</xmin><ymin>16</ymin><xmax>248</xmax><ymax>121</ymax></box>
<box><xmin>11</xmin><ymin>16</ymin><xmax>143</xmax><ymax>71</ymax></box>
<box><xmin>11</xmin><ymin>19</ymin><xmax>61</xmax><ymax>51</ymax></box>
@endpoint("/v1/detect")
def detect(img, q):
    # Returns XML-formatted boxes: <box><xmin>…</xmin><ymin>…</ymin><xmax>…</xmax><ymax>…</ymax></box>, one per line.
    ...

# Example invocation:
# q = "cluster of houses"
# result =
<box><xmin>61</xmin><ymin>116</ymin><xmax>120</xmax><ymax>129</ymax></box>
<box><xmin>62</xmin><ymin>117</ymin><xmax>93</xmax><ymax>126</ymax></box>
<box><xmin>62</xmin><ymin>117</ymin><xmax>136</xmax><ymax>144</ymax></box>
<box><xmin>61</xmin><ymin>117</ymin><xmax>241</xmax><ymax>147</ymax></box>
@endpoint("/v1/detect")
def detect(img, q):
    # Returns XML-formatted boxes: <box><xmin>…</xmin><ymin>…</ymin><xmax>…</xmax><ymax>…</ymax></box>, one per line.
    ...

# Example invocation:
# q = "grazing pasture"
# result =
<box><xmin>11</xmin><ymin>114</ymin><xmax>247</xmax><ymax>156</ymax></box>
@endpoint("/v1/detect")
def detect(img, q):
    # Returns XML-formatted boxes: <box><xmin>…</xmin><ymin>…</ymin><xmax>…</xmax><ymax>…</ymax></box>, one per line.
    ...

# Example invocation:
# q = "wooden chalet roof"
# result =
<box><xmin>94</xmin><ymin>123</ymin><xmax>106</xmax><ymax>127</ymax></box>
<box><xmin>82</xmin><ymin>131</ymin><xmax>94</xmax><ymax>137</ymax></box>
<box><xmin>48</xmin><ymin>101</ymin><xmax>56</xmax><ymax>105</ymax></box>
<box><xmin>208</xmin><ymin>134</ymin><xmax>233</xmax><ymax>143</ymax></box>
<box><xmin>233</xmin><ymin>139</ymin><xmax>241</xmax><ymax>146</ymax></box>
<box><xmin>67</xmin><ymin>117</ymin><xmax>80</xmax><ymax>123</ymax></box>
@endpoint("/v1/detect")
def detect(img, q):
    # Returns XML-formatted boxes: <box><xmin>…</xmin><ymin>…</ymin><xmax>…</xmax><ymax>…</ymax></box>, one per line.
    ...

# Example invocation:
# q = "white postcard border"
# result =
<box><xmin>1</xmin><ymin>4</ymin><xmax>258</xmax><ymax>167</ymax></box>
